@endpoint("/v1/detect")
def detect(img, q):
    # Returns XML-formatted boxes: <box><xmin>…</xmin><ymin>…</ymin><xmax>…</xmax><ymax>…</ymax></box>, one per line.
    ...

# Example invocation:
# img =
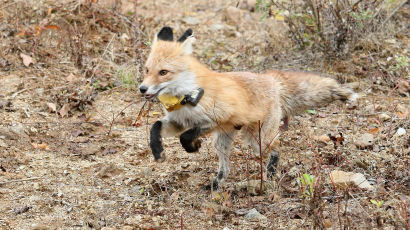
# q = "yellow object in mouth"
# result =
<box><xmin>157</xmin><ymin>93</ymin><xmax>185</xmax><ymax>112</ymax></box>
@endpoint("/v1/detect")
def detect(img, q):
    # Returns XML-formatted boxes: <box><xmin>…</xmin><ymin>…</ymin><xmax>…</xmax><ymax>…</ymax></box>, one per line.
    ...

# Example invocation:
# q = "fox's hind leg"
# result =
<box><xmin>266</xmin><ymin>151</ymin><xmax>279</xmax><ymax>178</ymax></box>
<box><xmin>245</xmin><ymin>113</ymin><xmax>282</xmax><ymax>179</ymax></box>
<box><xmin>205</xmin><ymin>130</ymin><xmax>236</xmax><ymax>190</ymax></box>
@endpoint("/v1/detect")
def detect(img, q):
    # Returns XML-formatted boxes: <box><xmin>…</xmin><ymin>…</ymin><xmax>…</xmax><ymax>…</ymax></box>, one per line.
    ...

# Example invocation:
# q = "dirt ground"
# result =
<box><xmin>0</xmin><ymin>0</ymin><xmax>409</xmax><ymax>229</ymax></box>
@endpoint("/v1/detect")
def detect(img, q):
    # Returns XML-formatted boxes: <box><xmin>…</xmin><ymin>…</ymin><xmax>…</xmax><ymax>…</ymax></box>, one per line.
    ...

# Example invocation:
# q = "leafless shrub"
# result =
<box><xmin>262</xmin><ymin>0</ymin><xmax>393</xmax><ymax>58</ymax></box>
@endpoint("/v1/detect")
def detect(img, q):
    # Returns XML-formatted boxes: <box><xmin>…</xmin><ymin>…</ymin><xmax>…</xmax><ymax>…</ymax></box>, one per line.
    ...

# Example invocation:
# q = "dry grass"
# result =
<box><xmin>0</xmin><ymin>0</ymin><xmax>409</xmax><ymax>229</ymax></box>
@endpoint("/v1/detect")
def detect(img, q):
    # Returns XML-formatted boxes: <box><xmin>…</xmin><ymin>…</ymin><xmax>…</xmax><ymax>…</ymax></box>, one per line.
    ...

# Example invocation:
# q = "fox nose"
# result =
<box><xmin>139</xmin><ymin>86</ymin><xmax>148</xmax><ymax>94</ymax></box>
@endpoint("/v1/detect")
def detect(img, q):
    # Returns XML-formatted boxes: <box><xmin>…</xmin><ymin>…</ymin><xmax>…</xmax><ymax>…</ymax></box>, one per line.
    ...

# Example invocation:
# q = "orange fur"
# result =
<box><xmin>141</xmin><ymin>30</ymin><xmax>357</xmax><ymax>188</ymax></box>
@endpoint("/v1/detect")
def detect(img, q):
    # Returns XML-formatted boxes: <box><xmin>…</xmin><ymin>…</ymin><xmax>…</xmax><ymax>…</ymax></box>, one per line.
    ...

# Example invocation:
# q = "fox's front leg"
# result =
<box><xmin>150</xmin><ymin>119</ymin><xmax>183</xmax><ymax>162</ymax></box>
<box><xmin>179</xmin><ymin>126</ymin><xmax>209</xmax><ymax>153</ymax></box>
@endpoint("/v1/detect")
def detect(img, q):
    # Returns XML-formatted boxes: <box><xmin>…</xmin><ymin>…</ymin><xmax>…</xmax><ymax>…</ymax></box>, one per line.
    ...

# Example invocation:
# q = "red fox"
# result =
<box><xmin>139</xmin><ymin>27</ymin><xmax>358</xmax><ymax>189</ymax></box>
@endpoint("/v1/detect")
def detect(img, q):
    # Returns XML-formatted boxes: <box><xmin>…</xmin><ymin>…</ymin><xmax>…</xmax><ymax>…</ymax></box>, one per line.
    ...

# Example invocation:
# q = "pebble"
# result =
<box><xmin>125</xmin><ymin>215</ymin><xmax>142</xmax><ymax>225</ymax></box>
<box><xmin>330</xmin><ymin>170</ymin><xmax>374</xmax><ymax>190</ymax></box>
<box><xmin>379</xmin><ymin>113</ymin><xmax>391</xmax><ymax>121</ymax></box>
<box><xmin>182</xmin><ymin>17</ymin><xmax>200</xmax><ymax>25</ymax></box>
<box><xmin>355</xmin><ymin>133</ymin><xmax>374</xmax><ymax>149</ymax></box>
<box><xmin>244</xmin><ymin>208</ymin><xmax>267</xmax><ymax>222</ymax></box>
<box><xmin>210</xmin><ymin>23</ymin><xmax>225</xmax><ymax>31</ymax></box>
<box><xmin>396</xmin><ymin>127</ymin><xmax>406</xmax><ymax>136</ymax></box>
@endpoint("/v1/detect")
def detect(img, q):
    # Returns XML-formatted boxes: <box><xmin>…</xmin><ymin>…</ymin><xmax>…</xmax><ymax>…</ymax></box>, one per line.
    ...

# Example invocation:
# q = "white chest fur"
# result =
<box><xmin>165</xmin><ymin>103</ymin><xmax>214</xmax><ymax>129</ymax></box>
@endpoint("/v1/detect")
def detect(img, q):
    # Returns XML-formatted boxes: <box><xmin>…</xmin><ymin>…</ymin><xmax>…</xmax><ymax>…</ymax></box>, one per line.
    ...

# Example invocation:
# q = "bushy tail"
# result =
<box><xmin>277</xmin><ymin>71</ymin><xmax>358</xmax><ymax>116</ymax></box>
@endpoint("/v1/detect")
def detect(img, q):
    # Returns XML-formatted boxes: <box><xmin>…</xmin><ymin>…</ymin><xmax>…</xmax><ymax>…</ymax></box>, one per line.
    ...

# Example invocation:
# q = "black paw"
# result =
<box><xmin>150</xmin><ymin>143</ymin><xmax>164</xmax><ymax>158</ymax></box>
<box><xmin>180</xmin><ymin>127</ymin><xmax>202</xmax><ymax>153</ymax></box>
<box><xmin>182</xmin><ymin>139</ymin><xmax>201</xmax><ymax>153</ymax></box>
<box><xmin>267</xmin><ymin>152</ymin><xmax>279</xmax><ymax>178</ymax></box>
<box><xmin>203</xmin><ymin>179</ymin><xmax>218</xmax><ymax>190</ymax></box>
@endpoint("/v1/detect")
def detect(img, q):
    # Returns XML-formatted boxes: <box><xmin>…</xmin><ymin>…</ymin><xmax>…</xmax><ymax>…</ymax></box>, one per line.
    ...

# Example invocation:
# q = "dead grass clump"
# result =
<box><xmin>0</xmin><ymin>0</ymin><xmax>145</xmax><ymax>117</ymax></box>
<box><xmin>257</xmin><ymin>0</ymin><xmax>408</xmax><ymax>89</ymax></box>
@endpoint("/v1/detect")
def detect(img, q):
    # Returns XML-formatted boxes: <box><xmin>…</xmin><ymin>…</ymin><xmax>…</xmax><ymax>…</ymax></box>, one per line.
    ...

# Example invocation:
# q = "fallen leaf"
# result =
<box><xmin>368</xmin><ymin>127</ymin><xmax>379</xmax><ymax>134</ymax></box>
<box><xmin>275</xmin><ymin>14</ymin><xmax>285</xmax><ymax>21</ymax></box>
<box><xmin>328</xmin><ymin>133</ymin><xmax>344</xmax><ymax>149</ymax></box>
<box><xmin>71</xmin><ymin>129</ymin><xmax>86</xmax><ymax>137</ymax></box>
<box><xmin>59</xmin><ymin>104</ymin><xmax>70</xmax><ymax>117</ymax></box>
<box><xmin>43</xmin><ymin>25</ymin><xmax>60</xmax><ymax>30</ymax></box>
<box><xmin>306</xmin><ymin>109</ymin><xmax>316</xmax><ymax>115</ymax></box>
<box><xmin>31</xmin><ymin>142</ymin><xmax>47</xmax><ymax>150</ymax></box>
<box><xmin>47</xmin><ymin>102</ymin><xmax>56</xmax><ymax>112</ymax></box>
<box><xmin>66</xmin><ymin>73</ymin><xmax>77</xmax><ymax>82</ymax></box>
<box><xmin>313</xmin><ymin>135</ymin><xmax>330</xmax><ymax>142</ymax></box>
<box><xmin>20</xmin><ymin>53</ymin><xmax>33</xmax><ymax>67</ymax></box>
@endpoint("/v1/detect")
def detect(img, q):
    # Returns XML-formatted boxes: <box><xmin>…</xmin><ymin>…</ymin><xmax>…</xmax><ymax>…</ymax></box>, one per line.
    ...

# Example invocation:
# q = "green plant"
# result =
<box><xmin>212</xmin><ymin>191</ymin><xmax>231</xmax><ymax>207</ymax></box>
<box><xmin>256</xmin><ymin>0</ymin><xmax>272</xmax><ymax>20</ymax></box>
<box><xmin>298</xmin><ymin>173</ymin><xmax>315</xmax><ymax>198</ymax></box>
<box><xmin>393</xmin><ymin>56</ymin><xmax>409</xmax><ymax>72</ymax></box>
<box><xmin>116</xmin><ymin>67</ymin><xmax>138</xmax><ymax>89</ymax></box>
<box><xmin>370</xmin><ymin>199</ymin><xmax>384</xmax><ymax>209</ymax></box>
<box><xmin>305</xmin><ymin>109</ymin><xmax>316</xmax><ymax>115</ymax></box>
<box><xmin>91</xmin><ymin>80</ymin><xmax>102</xmax><ymax>90</ymax></box>
<box><xmin>349</xmin><ymin>9</ymin><xmax>373</xmax><ymax>28</ymax></box>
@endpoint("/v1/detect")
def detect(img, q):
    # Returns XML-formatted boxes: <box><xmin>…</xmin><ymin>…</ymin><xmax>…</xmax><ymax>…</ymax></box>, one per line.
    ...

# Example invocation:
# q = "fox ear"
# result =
<box><xmin>157</xmin><ymin>26</ymin><xmax>174</xmax><ymax>41</ymax></box>
<box><xmin>180</xmin><ymin>35</ymin><xmax>195</xmax><ymax>55</ymax></box>
<box><xmin>177</xmin><ymin>29</ymin><xmax>193</xmax><ymax>42</ymax></box>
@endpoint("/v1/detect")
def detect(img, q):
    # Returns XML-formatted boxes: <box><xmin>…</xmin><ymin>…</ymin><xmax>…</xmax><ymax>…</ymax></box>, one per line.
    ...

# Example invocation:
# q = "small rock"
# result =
<box><xmin>378</xmin><ymin>113</ymin><xmax>390</xmax><ymax>121</ymax></box>
<box><xmin>225</xmin><ymin>6</ymin><xmax>245</xmax><ymax>24</ymax></box>
<box><xmin>313</xmin><ymin>135</ymin><xmax>331</xmax><ymax>143</ymax></box>
<box><xmin>330</xmin><ymin>170</ymin><xmax>374</xmax><ymax>190</ymax></box>
<box><xmin>13</xmin><ymin>205</ymin><xmax>31</xmax><ymax>214</ymax></box>
<box><xmin>33</xmin><ymin>183</ymin><xmax>40</xmax><ymax>190</ymax></box>
<box><xmin>235</xmin><ymin>208</ymin><xmax>249</xmax><ymax>216</ymax></box>
<box><xmin>0</xmin><ymin>139</ymin><xmax>7</xmax><ymax>147</ymax></box>
<box><xmin>396</xmin><ymin>128</ymin><xmax>406</xmax><ymax>136</ymax></box>
<box><xmin>288</xmin><ymin>165</ymin><xmax>301</xmax><ymax>177</ymax></box>
<box><xmin>210</xmin><ymin>23</ymin><xmax>225</xmax><ymax>31</ymax></box>
<box><xmin>143</xmin><ymin>167</ymin><xmax>152</xmax><ymax>178</ymax></box>
<box><xmin>396</xmin><ymin>104</ymin><xmax>408</xmax><ymax>114</ymax></box>
<box><xmin>0</xmin><ymin>99</ymin><xmax>10</xmax><ymax>109</ymax></box>
<box><xmin>244</xmin><ymin>208</ymin><xmax>267</xmax><ymax>222</ymax></box>
<box><xmin>235</xmin><ymin>180</ymin><xmax>271</xmax><ymax>195</ymax></box>
<box><xmin>125</xmin><ymin>215</ymin><xmax>142</xmax><ymax>225</ymax></box>
<box><xmin>355</xmin><ymin>133</ymin><xmax>374</xmax><ymax>149</ymax></box>
<box><xmin>182</xmin><ymin>16</ymin><xmax>200</xmax><ymax>25</ymax></box>
<box><xmin>397</xmin><ymin>79</ymin><xmax>409</xmax><ymax>97</ymax></box>
<box><xmin>385</xmin><ymin>38</ymin><xmax>397</xmax><ymax>44</ymax></box>
<box><xmin>96</xmin><ymin>163</ymin><xmax>123</xmax><ymax>178</ymax></box>
<box><xmin>31</xmin><ymin>224</ymin><xmax>50</xmax><ymax>230</ymax></box>
<box><xmin>101</xmin><ymin>227</ymin><xmax>116</xmax><ymax>230</ymax></box>
<box><xmin>239</xmin><ymin>0</ymin><xmax>257</xmax><ymax>11</ymax></box>
<box><xmin>10</xmin><ymin>123</ymin><xmax>26</xmax><ymax>136</ymax></box>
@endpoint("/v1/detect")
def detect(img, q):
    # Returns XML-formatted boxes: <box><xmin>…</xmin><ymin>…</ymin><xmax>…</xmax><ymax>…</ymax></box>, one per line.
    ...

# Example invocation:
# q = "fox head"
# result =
<box><xmin>139</xmin><ymin>27</ymin><xmax>198</xmax><ymax>99</ymax></box>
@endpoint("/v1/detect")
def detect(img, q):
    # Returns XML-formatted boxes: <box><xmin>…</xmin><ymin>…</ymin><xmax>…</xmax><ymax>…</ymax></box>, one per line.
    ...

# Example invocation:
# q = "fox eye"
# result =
<box><xmin>159</xmin><ymin>70</ymin><xmax>169</xmax><ymax>76</ymax></box>
<box><xmin>145</xmin><ymin>68</ymin><xmax>149</xmax><ymax>74</ymax></box>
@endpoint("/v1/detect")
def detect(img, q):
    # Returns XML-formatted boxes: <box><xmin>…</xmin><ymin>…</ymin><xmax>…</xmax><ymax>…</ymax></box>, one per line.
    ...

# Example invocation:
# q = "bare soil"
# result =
<box><xmin>0</xmin><ymin>0</ymin><xmax>409</xmax><ymax>229</ymax></box>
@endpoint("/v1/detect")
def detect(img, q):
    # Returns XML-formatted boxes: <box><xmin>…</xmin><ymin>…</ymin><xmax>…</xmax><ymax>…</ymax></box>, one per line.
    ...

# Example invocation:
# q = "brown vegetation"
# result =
<box><xmin>0</xmin><ymin>0</ymin><xmax>408</xmax><ymax>229</ymax></box>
